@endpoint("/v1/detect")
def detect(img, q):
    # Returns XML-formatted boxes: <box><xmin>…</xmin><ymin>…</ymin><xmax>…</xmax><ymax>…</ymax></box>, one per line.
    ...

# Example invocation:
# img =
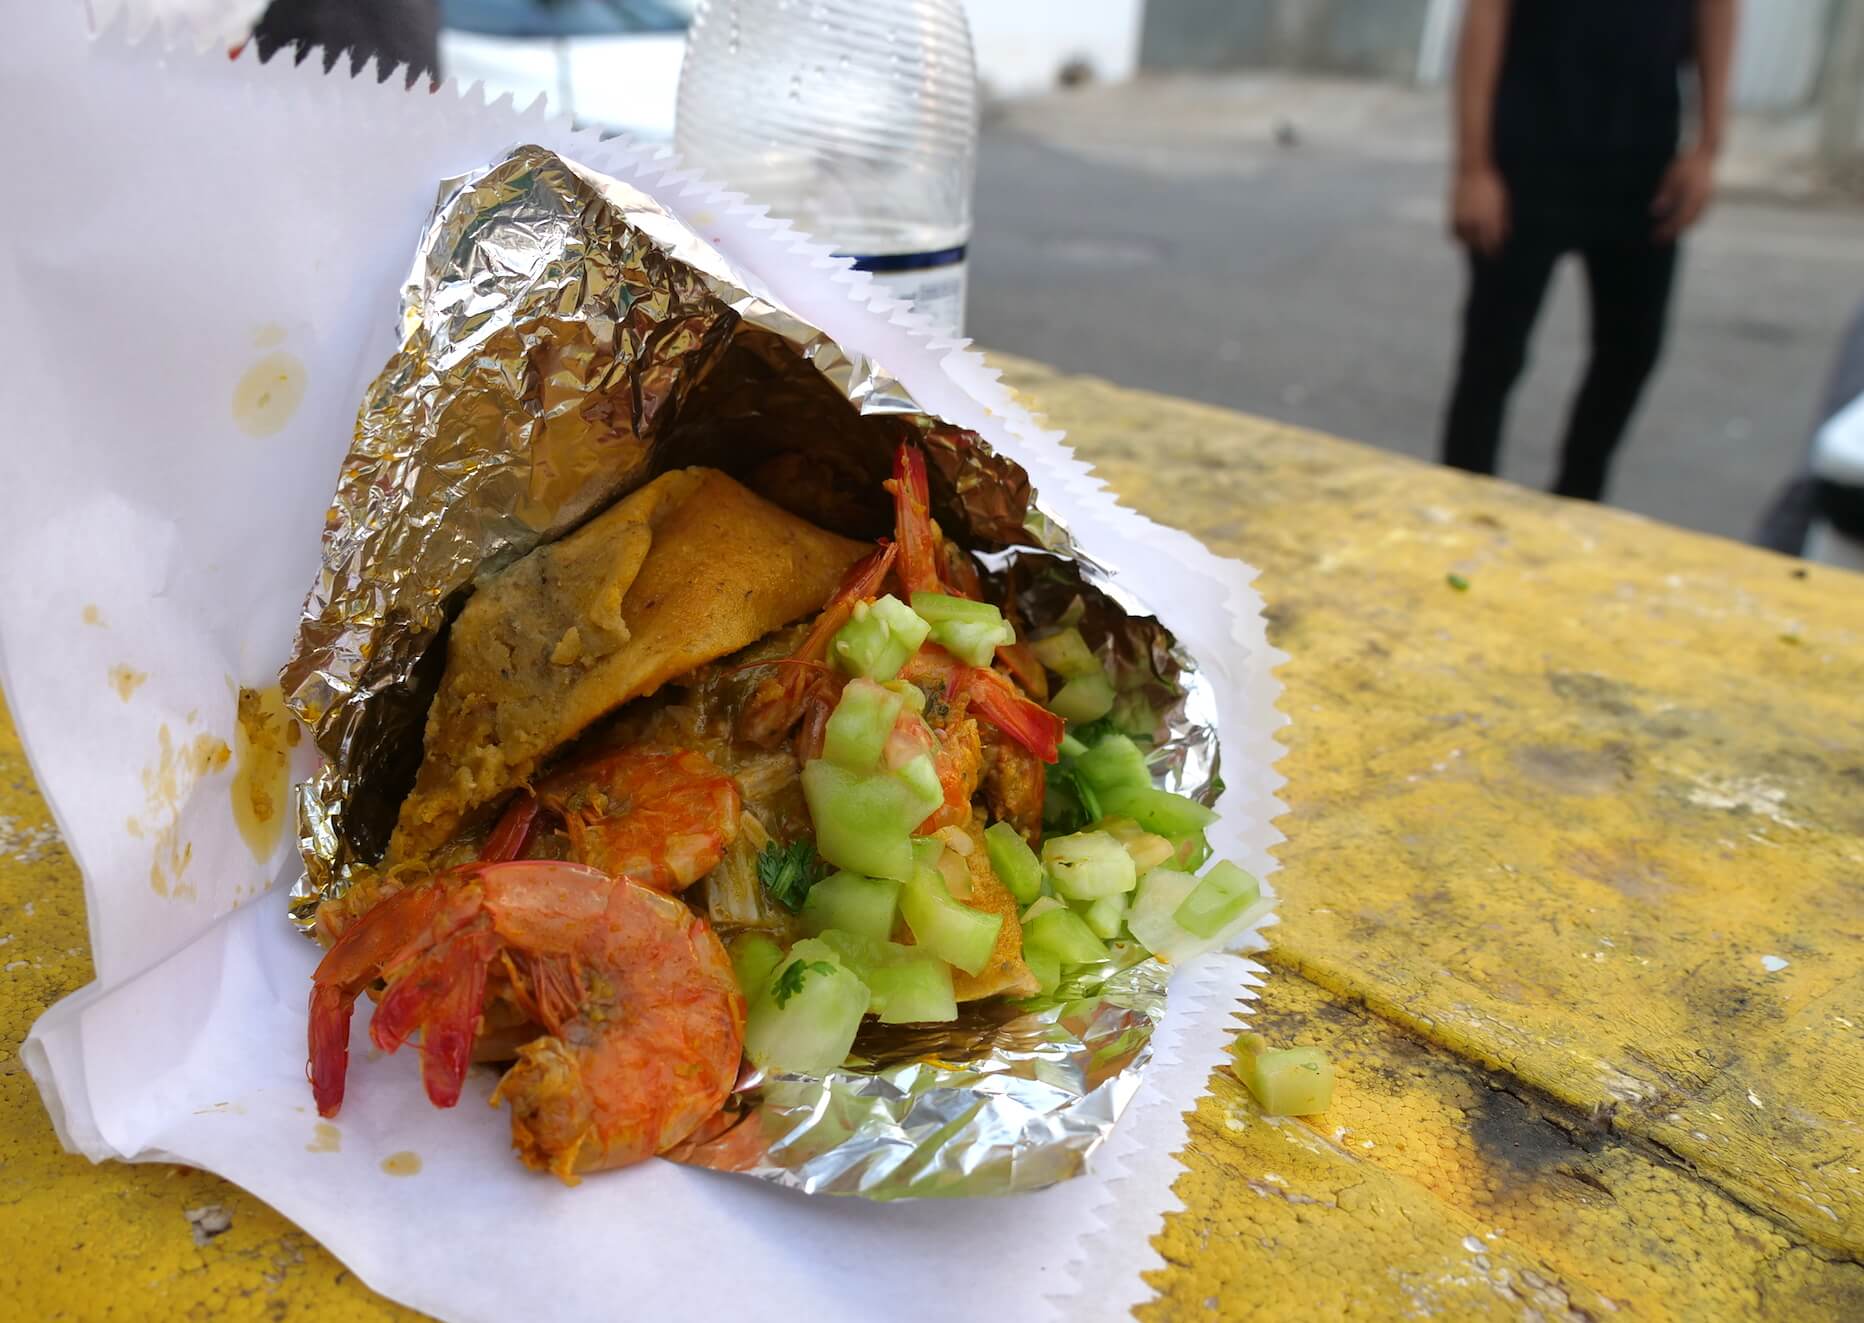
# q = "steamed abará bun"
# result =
<box><xmin>387</xmin><ymin>467</ymin><xmax>867</xmax><ymax>862</ymax></box>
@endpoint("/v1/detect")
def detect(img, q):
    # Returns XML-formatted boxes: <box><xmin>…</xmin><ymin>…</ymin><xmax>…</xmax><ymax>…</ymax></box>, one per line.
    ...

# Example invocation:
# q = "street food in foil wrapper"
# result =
<box><xmin>281</xmin><ymin>145</ymin><xmax>1253</xmax><ymax>1199</ymax></box>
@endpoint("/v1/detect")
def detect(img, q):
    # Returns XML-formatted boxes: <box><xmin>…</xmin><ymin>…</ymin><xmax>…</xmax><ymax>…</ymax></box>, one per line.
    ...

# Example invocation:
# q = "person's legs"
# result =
<box><xmin>1440</xmin><ymin>232</ymin><xmax>1563</xmax><ymax>476</ymax></box>
<box><xmin>1552</xmin><ymin>237</ymin><xmax>1680</xmax><ymax>500</ymax></box>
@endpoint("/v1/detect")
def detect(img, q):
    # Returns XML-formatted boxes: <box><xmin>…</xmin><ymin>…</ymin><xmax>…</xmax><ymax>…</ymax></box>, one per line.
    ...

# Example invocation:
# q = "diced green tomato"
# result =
<box><xmin>884</xmin><ymin>679</ymin><xmax>927</xmax><ymax>714</ymax></box>
<box><xmin>813</xmin><ymin>929</ymin><xmax>958</xmax><ymax>1023</ymax></box>
<box><xmin>728</xmin><ymin>931</ymin><xmax>784</xmax><ymax>996</ymax></box>
<box><xmin>822</xmin><ymin>679</ymin><xmax>906</xmax><ymax>773</ymax></box>
<box><xmin>1075</xmin><ymin>734</ymin><xmax>1151</xmax><ymax>795</ymax></box>
<box><xmin>983</xmin><ymin>821</ymin><xmax>1044</xmax><ymax>906</ymax></box>
<box><xmin>1024</xmin><ymin>943</ymin><xmax>1061</xmax><ymax>995</ymax></box>
<box><xmin>1021</xmin><ymin>895</ymin><xmax>1066</xmax><ymax>922</ymax></box>
<box><xmin>900</xmin><ymin>868</ymin><xmax>1003</xmax><ymax>976</ymax></box>
<box><xmin>803</xmin><ymin>760</ymin><xmax>940</xmax><ymax>881</ymax></box>
<box><xmin>1083</xmin><ymin>893</ymin><xmax>1129</xmax><ymax>941</ymax></box>
<box><xmin>1127</xmin><ymin>867</ymin><xmax>1242</xmax><ymax>964</ymax></box>
<box><xmin>1024</xmin><ymin>907</ymin><xmax>1110</xmax><ymax>965</ymax></box>
<box><xmin>1234</xmin><ymin>1039</ymin><xmax>1333</xmax><ymax>1116</ymax></box>
<box><xmin>908</xmin><ymin>591</ymin><xmax>1001</xmax><ymax>625</ymax></box>
<box><xmin>1027</xmin><ymin>627</ymin><xmax>1101</xmax><ymax>679</ymax></box>
<box><xmin>1058</xmin><ymin>732</ymin><xmax>1089</xmax><ymax>759</ymax></box>
<box><xmin>831</xmin><ymin>594</ymin><xmax>931</xmax><ymax>681</ymax></box>
<box><xmin>1041</xmin><ymin>830</ymin><xmax>1137</xmax><ymax>900</ymax></box>
<box><xmin>1096</xmin><ymin>783</ymin><xmax>1218</xmax><ymax>839</ymax></box>
<box><xmin>1173</xmin><ymin>860</ymin><xmax>1262</xmax><ymax>938</ymax></box>
<box><xmin>800</xmin><ymin>870</ymin><xmax>902</xmax><ymax>941</ymax></box>
<box><xmin>1111</xmin><ymin>689</ymin><xmax>1158</xmax><ymax>739</ymax></box>
<box><xmin>743</xmin><ymin>941</ymin><xmax>871</xmax><ymax>1076</ymax></box>
<box><xmin>934</xmin><ymin>617</ymin><xmax>1016</xmax><ymax>667</ymax></box>
<box><xmin>1049</xmin><ymin>672</ymin><xmax>1116</xmax><ymax>723</ymax></box>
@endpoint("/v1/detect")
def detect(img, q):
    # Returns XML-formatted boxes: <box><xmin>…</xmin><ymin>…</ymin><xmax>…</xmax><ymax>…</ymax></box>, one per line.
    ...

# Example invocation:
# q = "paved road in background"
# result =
<box><xmin>968</xmin><ymin>76</ymin><xmax>1864</xmax><ymax>543</ymax></box>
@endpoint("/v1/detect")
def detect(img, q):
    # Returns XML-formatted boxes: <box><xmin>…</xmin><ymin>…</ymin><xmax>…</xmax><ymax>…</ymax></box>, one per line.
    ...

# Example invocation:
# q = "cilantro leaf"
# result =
<box><xmin>771</xmin><ymin>959</ymin><xmax>837</xmax><ymax>1008</ymax></box>
<box><xmin>757</xmin><ymin>839</ymin><xmax>825</xmax><ymax>913</ymax></box>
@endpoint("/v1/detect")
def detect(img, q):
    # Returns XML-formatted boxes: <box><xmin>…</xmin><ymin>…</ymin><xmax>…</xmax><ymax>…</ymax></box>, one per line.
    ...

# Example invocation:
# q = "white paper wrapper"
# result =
<box><xmin>0</xmin><ymin>7</ymin><xmax>1287</xmax><ymax>1320</ymax></box>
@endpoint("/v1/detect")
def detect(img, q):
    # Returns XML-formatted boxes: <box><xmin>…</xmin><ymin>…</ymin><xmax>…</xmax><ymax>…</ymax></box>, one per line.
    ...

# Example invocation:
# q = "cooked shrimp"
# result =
<box><xmin>484</xmin><ymin>748</ymin><xmax>742</xmax><ymax>892</ymax></box>
<box><xmin>736</xmin><ymin>541</ymin><xmax>895</xmax><ymax>752</ymax></box>
<box><xmin>308</xmin><ymin>859</ymin><xmax>745</xmax><ymax>1182</ymax></box>
<box><xmin>901</xmin><ymin>642</ymin><xmax>1064</xmax><ymax>765</ymax></box>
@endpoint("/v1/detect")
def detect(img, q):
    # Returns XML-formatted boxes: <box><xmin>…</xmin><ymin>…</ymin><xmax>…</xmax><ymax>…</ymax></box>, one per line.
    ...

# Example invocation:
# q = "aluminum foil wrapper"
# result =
<box><xmin>281</xmin><ymin>144</ymin><xmax>1221</xmax><ymax>1198</ymax></box>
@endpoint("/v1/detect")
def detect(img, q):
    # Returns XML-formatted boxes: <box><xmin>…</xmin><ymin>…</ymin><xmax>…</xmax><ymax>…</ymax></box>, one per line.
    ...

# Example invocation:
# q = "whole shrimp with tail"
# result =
<box><xmin>308</xmin><ymin>859</ymin><xmax>744</xmax><ymax>1182</ymax></box>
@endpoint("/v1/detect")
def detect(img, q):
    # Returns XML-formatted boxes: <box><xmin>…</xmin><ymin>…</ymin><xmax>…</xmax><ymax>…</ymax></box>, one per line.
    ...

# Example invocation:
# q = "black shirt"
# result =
<box><xmin>1493</xmin><ymin>0</ymin><xmax>1696</xmax><ymax>168</ymax></box>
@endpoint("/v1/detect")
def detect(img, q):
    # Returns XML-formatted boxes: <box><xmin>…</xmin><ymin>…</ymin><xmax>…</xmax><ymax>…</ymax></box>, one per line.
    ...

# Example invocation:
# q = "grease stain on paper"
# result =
<box><xmin>251</xmin><ymin>323</ymin><xmax>287</xmax><ymax>348</ymax></box>
<box><xmin>82</xmin><ymin>604</ymin><xmax>105</xmax><ymax>627</ymax></box>
<box><xmin>380</xmin><ymin>1151</ymin><xmax>422</xmax><ymax>1176</ymax></box>
<box><xmin>307</xmin><ymin>1122</ymin><xmax>341</xmax><ymax>1153</ymax></box>
<box><xmin>231</xmin><ymin>684</ymin><xmax>298</xmax><ymax>862</ymax></box>
<box><xmin>140</xmin><ymin>723</ymin><xmax>231</xmax><ymax>900</ymax></box>
<box><xmin>108</xmin><ymin>664</ymin><xmax>146</xmax><ymax>701</ymax></box>
<box><xmin>231</xmin><ymin>351</ymin><xmax>306</xmax><ymax>438</ymax></box>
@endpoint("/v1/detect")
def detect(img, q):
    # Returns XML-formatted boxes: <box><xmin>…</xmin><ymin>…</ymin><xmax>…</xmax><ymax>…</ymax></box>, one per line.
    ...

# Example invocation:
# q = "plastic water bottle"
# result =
<box><xmin>676</xmin><ymin>0</ymin><xmax>979</xmax><ymax>336</ymax></box>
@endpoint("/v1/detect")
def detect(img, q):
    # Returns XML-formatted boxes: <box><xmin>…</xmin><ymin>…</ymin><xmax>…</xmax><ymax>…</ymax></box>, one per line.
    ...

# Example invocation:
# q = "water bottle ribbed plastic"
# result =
<box><xmin>675</xmin><ymin>0</ymin><xmax>978</xmax><ymax>336</ymax></box>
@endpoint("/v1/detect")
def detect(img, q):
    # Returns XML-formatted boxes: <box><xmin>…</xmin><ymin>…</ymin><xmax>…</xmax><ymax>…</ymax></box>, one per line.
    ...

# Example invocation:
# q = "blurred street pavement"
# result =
<box><xmin>968</xmin><ymin>73</ymin><xmax>1864</xmax><ymax>543</ymax></box>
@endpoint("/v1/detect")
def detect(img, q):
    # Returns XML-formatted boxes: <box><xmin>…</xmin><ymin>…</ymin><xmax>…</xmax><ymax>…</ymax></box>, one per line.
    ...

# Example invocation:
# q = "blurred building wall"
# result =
<box><xmin>1148</xmin><ymin>0</ymin><xmax>1839</xmax><ymax>114</ymax></box>
<box><xmin>962</xmin><ymin>0</ymin><xmax>1145</xmax><ymax>98</ymax></box>
<box><xmin>1139</xmin><ymin>0</ymin><xmax>1435</xmax><ymax>80</ymax></box>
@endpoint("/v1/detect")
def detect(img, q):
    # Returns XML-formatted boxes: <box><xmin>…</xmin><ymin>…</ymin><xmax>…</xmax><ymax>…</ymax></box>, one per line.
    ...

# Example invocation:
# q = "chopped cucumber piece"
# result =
<box><xmin>1173</xmin><ymin>860</ymin><xmax>1261</xmax><ymax>938</ymax></box>
<box><xmin>800</xmin><ymin>870</ymin><xmax>902</xmax><ymax>942</ymax></box>
<box><xmin>1096</xmin><ymin>783</ymin><xmax>1218</xmax><ymax>839</ymax></box>
<box><xmin>894</xmin><ymin>750</ymin><xmax>944</xmax><ymax>807</ymax></box>
<box><xmin>1024</xmin><ymin>907</ymin><xmax>1110</xmax><ymax>965</ymax></box>
<box><xmin>900</xmin><ymin>867</ymin><xmax>1003</xmax><ymax>976</ymax></box>
<box><xmin>940</xmin><ymin>618</ymin><xmax>1017</xmax><ymax>667</ymax></box>
<box><xmin>1110</xmin><ymin>689</ymin><xmax>1159</xmax><ymax>740</ymax></box>
<box><xmin>814</xmin><ymin>929</ymin><xmax>957</xmax><ymax>1023</ymax></box>
<box><xmin>728</xmin><ymin>931</ymin><xmax>784</xmax><ymax>997</ymax></box>
<box><xmin>884</xmin><ymin>679</ymin><xmax>927</xmax><ymax>714</ymax></box>
<box><xmin>908</xmin><ymin>591</ymin><xmax>1000</xmax><ymax>625</ymax></box>
<box><xmin>823</xmin><ymin>679</ymin><xmax>906</xmax><ymax>773</ymax></box>
<box><xmin>910</xmin><ymin>592</ymin><xmax>1015</xmax><ymax>667</ymax></box>
<box><xmin>1127</xmin><ymin>866</ymin><xmax>1262</xmax><ymax>964</ymax></box>
<box><xmin>744</xmin><ymin>940</ymin><xmax>871</xmax><ymax>1076</ymax></box>
<box><xmin>1233</xmin><ymin>1037</ymin><xmax>1333</xmax><ymax>1116</ymax></box>
<box><xmin>1049</xmin><ymin>672</ymin><xmax>1116</xmax><ymax>723</ymax></box>
<box><xmin>1024</xmin><ymin>943</ymin><xmax>1061</xmax><ymax>995</ymax></box>
<box><xmin>1075</xmin><ymin>734</ymin><xmax>1150</xmax><ymax>796</ymax></box>
<box><xmin>1083</xmin><ymin>893</ymin><xmax>1129</xmax><ymax>941</ymax></box>
<box><xmin>802</xmin><ymin>759</ymin><xmax>942</xmax><ymax>881</ymax></box>
<box><xmin>1042</xmin><ymin>830</ymin><xmax>1137</xmax><ymax>900</ymax></box>
<box><xmin>1028</xmin><ymin>627</ymin><xmax>1101</xmax><ymax>679</ymax></box>
<box><xmin>1058</xmin><ymin>732</ymin><xmax>1089</xmax><ymax>759</ymax></box>
<box><xmin>983</xmin><ymin>821</ymin><xmax>1044</xmax><ymax>905</ymax></box>
<box><xmin>1126</xmin><ymin>867</ymin><xmax>1203</xmax><ymax>963</ymax></box>
<box><xmin>1173</xmin><ymin>832</ymin><xmax>1212</xmax><ymax>871</ymax></box>
<box><xmin>1021</xmin><ymin>895</ymin><xmax>1066</xmax><ymax>921</ymax></box>
<box><xmin>831</xmin><ymin>594</ymin><xmax>931</xmax><ymax>681</ymax></box>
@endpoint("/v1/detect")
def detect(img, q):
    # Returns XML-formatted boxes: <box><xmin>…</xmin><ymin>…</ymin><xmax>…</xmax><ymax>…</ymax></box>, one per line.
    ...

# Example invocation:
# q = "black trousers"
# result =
<box><xmin>1440</xmin><ymin>216</ymin><xmax>1679</xmax><ymax>501</ymax></box>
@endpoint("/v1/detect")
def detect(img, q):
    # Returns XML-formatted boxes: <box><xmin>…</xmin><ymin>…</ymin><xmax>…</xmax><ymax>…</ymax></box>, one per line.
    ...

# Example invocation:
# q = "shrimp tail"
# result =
<box><xmin>307</xmin><ymin>982</ymin><xmax>355</xmax><ymax>1118</ymax></box>
<box><xmin>370</xmin><ymin>925</ymin><xmax>499</xmax><ymax>1109</ymax></box>
<box><xmin>306</xmin><ymin>883</ymin><xmax>448</xmax><ymax>1118</ymax></box>
<box><xmin>888</xmin><ymin>443</ymin><xmax>944</xmax><ymax>597</ymax></box>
